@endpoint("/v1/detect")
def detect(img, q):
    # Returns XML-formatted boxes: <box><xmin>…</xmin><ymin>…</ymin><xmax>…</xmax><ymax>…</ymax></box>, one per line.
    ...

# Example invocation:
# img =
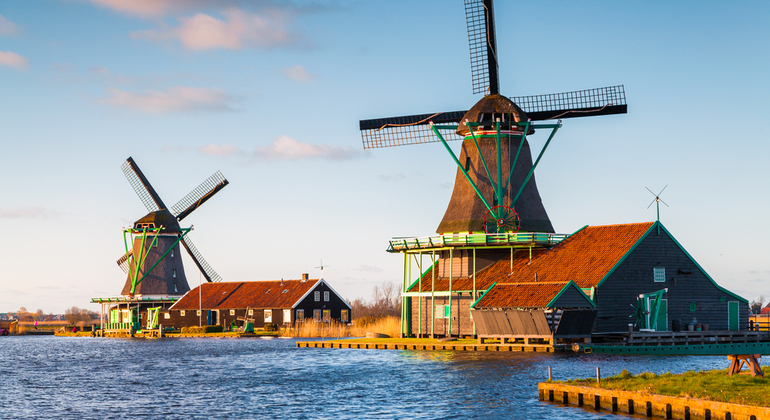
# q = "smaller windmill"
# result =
<box><xmin>117</xmin><ymin>157</ymin><xmax>229</xmax><ymax>297</ymax></box>
<box><xmin>646</xmin><ymin>185</ymin><xmax>669</xmax><ymax>222</ymax></box>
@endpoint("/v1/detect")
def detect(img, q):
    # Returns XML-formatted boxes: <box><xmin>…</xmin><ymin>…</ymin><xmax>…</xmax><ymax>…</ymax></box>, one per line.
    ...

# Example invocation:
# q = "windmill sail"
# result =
<box><xmin>465</xmin><ymin>0</ymin><xmax>498</xmax><ymax>95</ymax></box>
<box><xmin>172</xmin><ymin>171</ymin><xmax>229</xmax><ymax>221</ymax></box>
<box><xmin>116</xmin><ymin>251</ymin><xmax>132</xmax><ymax>274</ymax></box>
<box><xmin>180</xmin><ymin>235</ymin><xmax>222</xmax><ymax>283</ymax></box>
<box><xmin>122</xmin><ymin>157</ymin><xmax>167</xmax><ymax>212</ymax></box>
<box><xmin>361</xmin><ymin>85</ymin><xmax>627</xmax><ymax>149</ymax></box>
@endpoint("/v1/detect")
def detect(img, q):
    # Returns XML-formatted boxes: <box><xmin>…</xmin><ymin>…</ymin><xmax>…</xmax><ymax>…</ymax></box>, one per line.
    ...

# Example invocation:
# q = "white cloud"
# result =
<box><xmin>0</xmin><ymin>207</ymin><xmax>58</xmax><ymax>219</ymax></box>
<box><xmin>0</xmin><ymin>14</ymin><xmax>19</xmax><ymax>35</ymax></box>
<box><xmin>198</xmin><ymin>136</ymin><xmax>362</xmax><ymax>161</ymax></box>
<box><xmin>96</xmin><ymin>86</ymin><xmax>238</xmax><ymax>114</ymax></box>
<box><xmin>131</xmin><ymin>8</ymin><xmax>300</xmax><ymax>50</ymax></box>
<box><xmin>86</xmin><ymin>0</ymin><xmax>191</xmax><ymax>18</ymax></box>
<box><xmin>254</xmin><ymin>135</ymin><xmax>360</xmax><ymax>160</ymax></box>
<box><xmin>281</xmin><ymin>65</ymin><xmax>317</xmax><ymax>83</ymax></box>
<box><xmin>0</xmin><ymin>51</ymin><xmax>28</xmax><ymax>69</ymax></box>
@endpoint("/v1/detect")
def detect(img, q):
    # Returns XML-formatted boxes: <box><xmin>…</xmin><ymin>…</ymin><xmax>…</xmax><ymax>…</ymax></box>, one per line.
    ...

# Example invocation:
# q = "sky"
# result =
<box><xmin>1</xmin><ymin>0</ymin><xmax>769</xmax><ymax>314</ymax></box>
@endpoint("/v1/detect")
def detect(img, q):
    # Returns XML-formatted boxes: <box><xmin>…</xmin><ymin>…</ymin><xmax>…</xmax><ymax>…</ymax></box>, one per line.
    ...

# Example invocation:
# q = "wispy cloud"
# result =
<box><xmin>131</xmin><ymin>8</ymin><xmax>302</xmax><ymax>51</ymax></box>
<box><xmin>281</xmin><ymin>65</ymin><xmax>317</xmax><ymax>83</ymax></box>
<box><xmin>86</xmin><ymin>0</ymin><xmax>197</xmax><ymax>18</ymax></box>
<box><xmin>0</xmin><ymin>14</ymin><xmax>20</xmax><ymax>35</ymax></box>
<box><xmin>96</xmin><ymin>86</ymin><xmax>238</xmax><ymax>114</ymax></box>
<box><xmin>355</xmin><ymin>265</ymin><xmax>383</xmax><ymax>273</ymax></box>
<box><xmin>0</xmin><ymin>51</ymin><xmax>28</xmax><ymax>69</ymax></box>
<box><xmin>0</xmin><ymin>207</ymin><xmax>59</xmax><ymax>219</ymax></box>
<box><xmin>198</xmin><ymin>136</ymin><xmax>363</xmax><ymax>161</ymax></box>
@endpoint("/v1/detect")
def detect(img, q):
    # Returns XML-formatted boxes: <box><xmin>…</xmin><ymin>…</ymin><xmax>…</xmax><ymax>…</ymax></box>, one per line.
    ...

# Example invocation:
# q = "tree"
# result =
<box><xmin>34</xmin><ymin>309</ymin><xmax>44</xmax><ymax>321</ymax></box>
<box><xmin>750</xmin><ymin>296</ymin><xmax>765</xmax><ymax>314</ymax></box>
<box><xmin>64</xmin><ymin>306</ymin><xmax>83</xmax><ymax>325</ymax></box>
<box><xmin>351</xmin><ymin>281</ymin><xmax>402</xmax><ymax>320</ymax></box>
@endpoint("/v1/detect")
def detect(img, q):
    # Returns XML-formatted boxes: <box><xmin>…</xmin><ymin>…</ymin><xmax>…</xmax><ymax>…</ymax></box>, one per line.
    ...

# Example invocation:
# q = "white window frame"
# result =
<box><xmin>323</xmin><ymin>291</ymin><xmax>330</xmax><ymax>302</ymax></box>
<box><xmin>230</xmin><ymin>309</ymin><xmax>235</xmax><ymax>316</ymax></box>
<box><xmin>340</xmin><ymin>309</ymin><xmax>348</xmax><ymax>323</ymax></box>
<box><xmin>248</xmin><ymin>309</ymin><xmax>254</xmax><ymax>316</ymax></box>
<box><xmin>264</xmin><ymin>309</ymin><xmax>272</xmax><ymax>323</ymax></box>
<box><xmin>323</xmin><ymin>309</ymin><xmax>330</xmax><ymax>322</ymax></box>
<box><xmin>283</xmin><ymin>309</ymin><xmax>291</xmax><ymax>323</ymax></box>
<box><xmin>296</xmin><ymin>309</ymin><xmax>304</xmax><ymax>323</ymax></box>
<box><xmin>314</xmin><ymin>291</ymin><xmax>320</xmax><ymax>302</ymax></box>
<box><xmin>313</xmin><ymin>309</ymin><xmax>321</xmax><ymax>322</ymax></box>
<box><xmin>654</xmin><ymin>267</ymin><xmax>666</xmax><ymax>283</ymax></box>
<box><xmin>196</xmin><ymin>310</ymin><xmax>201</xmax><ymax>316</ymax></box>
<box><xmin>164</xmin><ymin>313</ymin><xmax>170</xmax><ymax>319</ymax></box>
<box><xmin>180</xmin><ymin>310</ymin><xmax>186</xmax><ymax>317</ymax></box>
<box><xmin>434</xmin><ymin>305</ymin><xmax>445</xmax><ymax>319</ymax></box>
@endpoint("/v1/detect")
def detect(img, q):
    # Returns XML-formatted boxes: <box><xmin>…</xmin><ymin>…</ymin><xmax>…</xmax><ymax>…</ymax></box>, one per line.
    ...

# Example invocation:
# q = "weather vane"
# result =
<box><xmin>646</xmin><ymin>185</ymin><xmax>669</xmax><ymax>222</ymax></box>
<box><xmin>314</xmin><ymin>260</ymin><xmax>329</xmax><ymax>279</ymax></box>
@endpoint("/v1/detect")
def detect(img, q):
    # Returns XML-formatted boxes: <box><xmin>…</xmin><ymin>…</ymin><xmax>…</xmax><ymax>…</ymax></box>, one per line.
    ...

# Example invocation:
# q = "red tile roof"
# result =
<box><xmin>170</xmin><ymin>279</ymin><xmax>319</xmax><ymax>310</ymax></box>
<box><xmin>407</xmin><ymin>223</ymin><xmax>654</xmax><ymax>292</ymax></box>
<box><xmin>473</xmin><ymin>282</ymin><xmax>571</xmax><ymax>308</ymax></box>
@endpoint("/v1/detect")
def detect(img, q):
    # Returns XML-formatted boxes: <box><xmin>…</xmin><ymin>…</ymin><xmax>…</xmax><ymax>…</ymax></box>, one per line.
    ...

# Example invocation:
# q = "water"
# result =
<box><xmin>1</xmin><ymin>336</ymin><xmax>741</xmax><ymax>419</ymax></box>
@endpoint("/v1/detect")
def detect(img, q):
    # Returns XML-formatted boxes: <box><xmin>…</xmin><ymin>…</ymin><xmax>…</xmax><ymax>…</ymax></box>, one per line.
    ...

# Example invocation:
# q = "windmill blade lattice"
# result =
<box><xmin>465</xmin><ymin>0</ymin><xmax>498</xmax><ymax>95</ymax></box>
<box><xmin>180</xmin><ymin>235</ymin><xmax>222</xmax><ymax>282</ymax></box>
<box><xmin>360</xmin><ymin>86</ymin><xmax>627</xmax><ymax>150</ymax></box>
<box><xmin>116</xmin><ymin>251</ymin><xmax>133</xmax><ymax>274</ymax></box>
<box><xmin>172</xmin><ymin>171</ymin><xmax>229</xmax><ymax>221</ymax></box>
<box><xmin>121</xmin><ymin>157</ymin><xmax>166</xmax><ymax>212</ymax></box>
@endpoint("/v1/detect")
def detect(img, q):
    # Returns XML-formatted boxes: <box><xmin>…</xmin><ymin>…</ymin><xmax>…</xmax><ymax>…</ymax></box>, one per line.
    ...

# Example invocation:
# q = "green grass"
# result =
<box><xmin>559</xmin><ymin>368</ymin><xmax>770</xmax><ymax>407</ymax></box>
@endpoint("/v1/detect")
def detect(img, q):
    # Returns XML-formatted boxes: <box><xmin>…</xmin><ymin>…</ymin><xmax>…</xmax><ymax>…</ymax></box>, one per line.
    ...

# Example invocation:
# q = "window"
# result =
<box><xmin>313</xmin><ymin>309</ymin><xmax>321</xmax><ymax>322</ymax></box>
<box><xmin>690</xmin><ymin>302</ymin><xmax>697</xmax><ymax>312</ymax></box>
<box><xmin>173</xmin><ymin>269</ymin><xmax>176</xmax><ymax>278</ymax></box>
<box><xmin>264</xmin><ymin>309</ymin><xmax>272</xmax><ymax>323</ymax></box>
<box><xmin>180</xmin><ymin>310</ymin><xmax>186</xmax><ymax>316</ymax></box>
<box><xmin>283</xmin><ymin>309</ymin><xmax>291</xmax><ymax>323</ymax></box>
<box><xmin>323</xmin><ymin>291</ymin><xmax>330</xmax><ymax>302</ymax></box>
<box><xmin>435</xmin><ymin>305</ymin><xmax>445</xmax><ymax>319</ymax></box>
<box><xmin>164</xmin><ymin>313</ymin><xmax>170</xmax><ymax>319</ymax></box>
<box><xmin>314</xmin><ymin>291</ymin><xmax>320</xmax><ymax>302</ymax></box>
<box><xmin>173</xmin><ymin>283</ymin><xmax>178</xmax><ymax>293</ymax></box>
<box><xmin>296</xmin><ymin>309</ymin><xmax>304</xmax><ymax>323</ymax></box>
<box><xmin>248</xmin><ymin>309</ymin><xmax>254</xmax><ymax>316</ymax></box>
<box><xmin>444</xmin><ymin>305</ymin><xmax>450</xmax><ymax>318</ymax></box>
<box><xmin>196</xmin><ymin>310</ymin><xmax>201</xmax><ymax>316</ymax></box>
<box><xmin>654</xmin><ymin>267</ymin><xmax>666</xmax><ymax>282</ymax></box>
<box><xmin>171</xmin><ymin>249</ymin><xmax>174</xmax><ymax>258</ymax></box>
<box><xmin>323</xmin><ymin>310</ymin><xmax>330</xmax><ymax>322</ymax></box>
<box><xmin>230</xmin><ymin>309</ymin><xmax>235</xmax><ymax>316</ymax></box>
<box><xmin>340</xmin><ymin>309</ymin><xmax>348</xmax><ymax>323</ymax></box>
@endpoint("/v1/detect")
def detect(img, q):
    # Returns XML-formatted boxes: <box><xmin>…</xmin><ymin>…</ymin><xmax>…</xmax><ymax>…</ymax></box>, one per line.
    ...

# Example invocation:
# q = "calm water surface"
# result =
<box><xmin>1</xmin><ymin>336</ymin><xmax>744</xmax><ymax>419</ymax></box>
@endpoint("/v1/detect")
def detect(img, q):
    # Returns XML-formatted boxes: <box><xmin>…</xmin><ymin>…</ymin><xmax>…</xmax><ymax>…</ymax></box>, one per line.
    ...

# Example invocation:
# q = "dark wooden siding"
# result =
<box><xmin>437</xmin><ymin>249</ymin><xmax>511</xmax><ymax>279</ymax></box>
<box><xmin>294</xmin><ymin>282</ymin><xmax>351</xmax><ymax>324</ymax></box>
<box><xmin>551</xmin><ymin>286</ymin><xmax>593</xmax><ymax>308</ymax></box>
<box><xmin>595</xmin><ymin>229</ymin><xmax>748</xmax><ymax>332</ymax></box>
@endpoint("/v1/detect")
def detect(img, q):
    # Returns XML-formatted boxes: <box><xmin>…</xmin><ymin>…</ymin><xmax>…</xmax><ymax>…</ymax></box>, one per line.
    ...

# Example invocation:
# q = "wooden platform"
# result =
<box><xmin>296</xmin><ymin>340</ymin><xmax>565</xmax><ymax>352</ymax></box>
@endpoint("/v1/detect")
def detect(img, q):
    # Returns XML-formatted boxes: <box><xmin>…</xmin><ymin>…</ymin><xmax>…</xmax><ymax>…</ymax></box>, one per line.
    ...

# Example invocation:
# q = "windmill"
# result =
<box><xmin>117</xmin><ymin>157</ymin><xmax>229</xmax><ymax>297</ymax></box>
<box><xmin>360</xmin><ymin>0</ymin><xmax>627</xmax><ymax>234</ymax></box>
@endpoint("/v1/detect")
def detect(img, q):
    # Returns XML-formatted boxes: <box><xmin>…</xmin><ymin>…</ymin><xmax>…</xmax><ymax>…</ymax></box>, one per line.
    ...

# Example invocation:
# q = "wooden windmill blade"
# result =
<box><xmin>512</xmin><ymin>85</ymin><xmax>628</xmax><ymax>121</ymax></box>
<box><xmin>116</xmin><ymin>251</ymin><xmax>132</xmax><ymax>274</ymax></box>
<box><xmin>171</xmin><ymin>170</ymin><xmax>229</xmax><ymax>221</ymax></box>
<box><xmin>360</xmin><ymin>111</ymin><xmax>466</xmax><ymax>149</ymax></box>
<box><xmin>121</xmin><ymin>157</ymin><xmax>167</xmax><ymax>212</ymax></box>
<box><xmin>465</xmin><ymin>0</ymin><xmax>499</xmax><ymax>95</ymax></box>
<box><xmin>180</xmin><ymin>235</ymin><xmax>222</xmax><ymax>282</ymax></box>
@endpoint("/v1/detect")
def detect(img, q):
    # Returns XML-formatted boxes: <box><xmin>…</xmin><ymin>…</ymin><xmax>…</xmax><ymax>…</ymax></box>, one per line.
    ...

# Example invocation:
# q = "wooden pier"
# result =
<box><xmin>539</xmin><ymin>382</ymin><xmax>769</xmax><ymax>420</ymax></box>
<box><xmin>296</xmin><ymin>340</ymin><xmax>565</xmax><ymax>352</ymax></box>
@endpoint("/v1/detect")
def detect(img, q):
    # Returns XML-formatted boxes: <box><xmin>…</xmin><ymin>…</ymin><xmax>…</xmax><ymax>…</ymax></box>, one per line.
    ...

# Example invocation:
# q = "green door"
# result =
<box><xmin>728</xmin><ymin>301</ymin><xmax>739</xmax><ymax>331</ymax></box>
<box><xmin>655</xmin><ymin>299</ymin><xmax>668</xmax><ymax>331</ymax></box>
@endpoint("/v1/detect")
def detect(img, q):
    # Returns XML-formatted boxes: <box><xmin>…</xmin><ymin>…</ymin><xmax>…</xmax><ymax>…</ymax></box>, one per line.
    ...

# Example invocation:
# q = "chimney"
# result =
<box><xmin>301</xmin><ymin>273</ymin><xmax>309</xmax><ymax>282</ymax></box>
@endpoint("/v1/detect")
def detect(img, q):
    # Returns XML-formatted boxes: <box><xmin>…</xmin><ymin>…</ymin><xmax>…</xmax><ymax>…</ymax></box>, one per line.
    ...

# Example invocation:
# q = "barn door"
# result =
<box><xmin>728</xmin><ymin>301</ymin><xmax>739</xmax><ymax>331</ymax></box>
<box><xmin>655</xmin><ymin>299</ymin><xmax>668</xmax><ymax>332</ymax></box>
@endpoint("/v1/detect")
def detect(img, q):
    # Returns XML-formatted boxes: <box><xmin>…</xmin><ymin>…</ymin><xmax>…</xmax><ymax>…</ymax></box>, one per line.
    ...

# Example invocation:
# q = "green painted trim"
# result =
<box><xmin>512</xmin><ymin>125</ymin><xmax>559</xmax><ymax>208</ymax></box>
<box><xmin>406</xmin><ymin>260</ymin><xmax>438</xmax><ymax>292</ymax></box>
<box><xmin>656</xmin><ymin>222</ymin><xmax>748</xmax><ymax>304</ymax></box>
<box><xmin>546</xmin><ymin>280</ymin><xmax>597</xmax><ymax>308</ymax></box>
<box><xmin>468</xmin><ymin>125</ymin><xmax>496</xmax><ymax>201</ymax></box>
<box><xmin>470</xmin><ymin>282</ymin><xmax>497</xmax><ymax>309</ymax></box>
<box><xmin>504</xmin><ymin>121</ymin><xmax>529</xmax><ymax>194</ymax></box>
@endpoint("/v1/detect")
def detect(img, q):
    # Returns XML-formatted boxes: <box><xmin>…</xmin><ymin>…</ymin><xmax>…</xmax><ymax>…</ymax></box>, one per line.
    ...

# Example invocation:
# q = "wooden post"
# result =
<box><xmin>548</xmin><ymin>366</ymin><xmax>552</xmax><ymax>381</ymax></box>
<box><xmin>596</xmin><ymin>367</ymin><xmax>601</xmax><ymax>384</ymax></box>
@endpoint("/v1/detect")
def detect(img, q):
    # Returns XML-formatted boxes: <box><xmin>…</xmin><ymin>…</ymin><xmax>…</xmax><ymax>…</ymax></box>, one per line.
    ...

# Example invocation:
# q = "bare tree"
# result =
<box><xmin>751</xmin><ymin>296</ymin><xmax>765</xmax><ymax>314</ymax></box>
<box><xmin>351</xmin><ymin>281</ymin><xmax>402</xmax><ymax>320</ymax></box>
<box><xmin>64</xmin><ymin>306</ymin><xmax>83</xmax><ymax>325</ymax></box>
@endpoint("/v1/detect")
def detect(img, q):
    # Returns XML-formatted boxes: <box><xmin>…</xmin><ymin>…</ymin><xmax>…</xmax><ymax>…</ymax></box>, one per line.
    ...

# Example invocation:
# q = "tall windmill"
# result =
<box><xmin>360</xmin><ymin>0</ymin><xmax>627</xmax><ymax>234</ymax></box>
<box><xmin>118</xmin><ymin>157</ymin><xmax>229</xmax><ymax>297</ymax></box>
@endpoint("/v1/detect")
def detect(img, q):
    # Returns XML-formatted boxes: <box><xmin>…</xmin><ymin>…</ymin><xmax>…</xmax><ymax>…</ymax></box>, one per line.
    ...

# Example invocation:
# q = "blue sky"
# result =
<box><xmin>1</xmin><ymin>0</ymin><xmax>768</xmax><ymax>314</ymax></box>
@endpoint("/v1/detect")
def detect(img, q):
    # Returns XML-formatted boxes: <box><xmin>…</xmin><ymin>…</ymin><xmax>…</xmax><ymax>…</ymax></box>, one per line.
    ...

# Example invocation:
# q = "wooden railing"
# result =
<box><xmin>388</xmin><ymin>232</ymin><xmax>569</xmax><ymax>252</ymax></box>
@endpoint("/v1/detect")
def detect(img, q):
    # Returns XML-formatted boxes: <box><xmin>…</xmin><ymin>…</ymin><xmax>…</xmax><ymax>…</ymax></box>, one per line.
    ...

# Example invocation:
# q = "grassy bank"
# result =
<box><xmin>559</xmin><ymin>368</ymin><xmax>770</xmax><ymax>407</ymax></box>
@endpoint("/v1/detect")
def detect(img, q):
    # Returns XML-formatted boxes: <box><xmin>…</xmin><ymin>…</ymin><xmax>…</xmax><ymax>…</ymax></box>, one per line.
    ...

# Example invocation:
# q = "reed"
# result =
<box><xmin>283</xmin><ymin>316</ymin><xmax>401</xmax><ymax>338</ymax></box>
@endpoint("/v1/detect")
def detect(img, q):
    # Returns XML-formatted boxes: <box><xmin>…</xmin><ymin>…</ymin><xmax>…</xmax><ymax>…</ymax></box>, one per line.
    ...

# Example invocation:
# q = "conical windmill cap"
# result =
<box><xmin>456</xmin><ymin>94</ymin><xmax>535</xmax><ymax>136</ymax></box>
<box><xmin>133</xmin><ymin>209</ymin><xmax>181</xmax><ymax>233</ymax></box>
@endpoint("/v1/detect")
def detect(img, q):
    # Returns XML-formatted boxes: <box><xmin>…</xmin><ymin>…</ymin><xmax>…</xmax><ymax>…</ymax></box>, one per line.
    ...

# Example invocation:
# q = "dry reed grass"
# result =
<box><xmin>283</xmin><ymin>316</ymin><xmax>401</xmax><ymax>338</ymax></box>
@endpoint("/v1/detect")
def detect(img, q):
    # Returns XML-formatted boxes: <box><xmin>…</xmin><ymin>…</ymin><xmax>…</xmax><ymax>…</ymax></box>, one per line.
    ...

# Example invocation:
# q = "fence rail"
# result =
<box><xmin>388</xmin><ymin>232</ymin><xmax>569</xmax><ymax>252</ymax></box>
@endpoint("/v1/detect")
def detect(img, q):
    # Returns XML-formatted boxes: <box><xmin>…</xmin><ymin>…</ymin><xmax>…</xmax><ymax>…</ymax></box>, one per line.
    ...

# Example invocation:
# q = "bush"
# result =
<box><xmin>181</xmin><ymin>325</ymin><xmax>223</xmax><ymax>334</ymax></box>
<box><xmin>264</xmin><ymin>323</ymin><xmax>277</xmax><ymax>332</ymax></box>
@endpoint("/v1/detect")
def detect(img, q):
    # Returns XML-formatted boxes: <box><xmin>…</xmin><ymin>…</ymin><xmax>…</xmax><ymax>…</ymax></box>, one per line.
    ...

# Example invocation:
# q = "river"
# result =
<box><xmin>1</xmin><ymin>336</ymin><xmax>739</xmax><ymax>419</ymax></box>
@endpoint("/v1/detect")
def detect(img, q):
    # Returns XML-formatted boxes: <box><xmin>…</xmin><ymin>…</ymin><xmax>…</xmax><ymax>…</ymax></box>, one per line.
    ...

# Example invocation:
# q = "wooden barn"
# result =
<box><xmin>399</xmin><ymin>221</ymin><xmax>748</xmax><ymax>338</ymax></box>
<box><xmin>165</xmin><ymin>274</ymin><xmax>351</xmax><ymax>330</ymax></box>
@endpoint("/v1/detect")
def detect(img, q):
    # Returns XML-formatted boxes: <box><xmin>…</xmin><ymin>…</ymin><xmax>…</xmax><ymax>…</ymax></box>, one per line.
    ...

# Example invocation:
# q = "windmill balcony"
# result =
<box><xmin>387</xmin><ymin>232</ymin><xmax>568</xmax><ymax>252</ymax></box>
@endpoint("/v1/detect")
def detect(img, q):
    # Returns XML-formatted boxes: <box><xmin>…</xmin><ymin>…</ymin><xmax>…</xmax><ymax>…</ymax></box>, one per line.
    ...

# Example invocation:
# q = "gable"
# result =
<box><xmin>170</xmin><ymin>279</ymin><xmax>320</xmax><ymax>310</ymax></box>
<box><xmin>472</xmin><ymin>281</ymin><xmax>595</xmax><ymax>309</ymax></box>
